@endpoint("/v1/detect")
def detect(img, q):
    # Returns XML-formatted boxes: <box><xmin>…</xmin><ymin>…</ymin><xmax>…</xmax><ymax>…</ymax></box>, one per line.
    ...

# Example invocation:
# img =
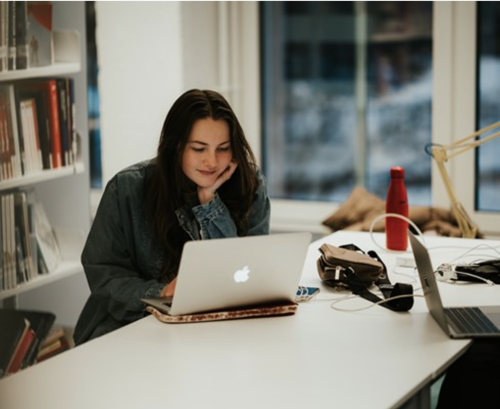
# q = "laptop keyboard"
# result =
<box><xmin>445</xmin><ymin>307</ymin><xmax>500</xmax><ymax>334</ymax></box>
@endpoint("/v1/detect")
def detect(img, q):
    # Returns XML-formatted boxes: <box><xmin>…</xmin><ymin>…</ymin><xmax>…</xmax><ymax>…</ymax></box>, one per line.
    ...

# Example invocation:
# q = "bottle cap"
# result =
<box><xmin>390</xmin><ymin>166</ymin><xmax>405</xmax><ymax>178</ymax></box>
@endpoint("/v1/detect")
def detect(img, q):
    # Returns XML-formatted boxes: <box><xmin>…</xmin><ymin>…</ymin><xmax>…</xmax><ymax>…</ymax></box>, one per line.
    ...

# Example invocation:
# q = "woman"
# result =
<box><xmin>74</xmin><ymin>89</ymin><xmax>270</xmax><ymax>344</ymax></box>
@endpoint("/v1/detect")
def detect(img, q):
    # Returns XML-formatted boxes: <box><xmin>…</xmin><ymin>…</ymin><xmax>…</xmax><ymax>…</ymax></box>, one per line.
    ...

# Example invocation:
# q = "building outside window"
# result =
<box><xmin>261</xmin><ymin>2</ymin><xmax>433</xmax><ymax>206</ymax></box>
<box><xmin>476</xmin><ymin>2</ymin><xmax>500</xmax><ymax>212</ymax></box>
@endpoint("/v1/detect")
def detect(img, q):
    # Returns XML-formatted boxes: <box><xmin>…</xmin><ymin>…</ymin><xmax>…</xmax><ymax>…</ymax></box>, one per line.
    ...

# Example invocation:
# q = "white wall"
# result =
<box><xmin>95</xmin><ymin>2</ymin><xmax>185</xmax><ymax>187</ymax></box>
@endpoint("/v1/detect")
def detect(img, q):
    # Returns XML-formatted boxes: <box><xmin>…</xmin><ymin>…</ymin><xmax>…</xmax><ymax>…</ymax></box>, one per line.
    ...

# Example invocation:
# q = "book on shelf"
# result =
<box><xmin>37</xmin><ymin>323</ymin><xmax>70</xmax><ymax>362</ymax></box>
<box><xmin>56</xmin><ymin>78</ymin><xmax>70</xmax><ymax>166</ymax></box>
<box><xmin>15</xmin><ymin>1</ymin><xmax>29</xmax><ymax>70</ymax></box>
<box><xmin>33</xmin><ymin>198</ymin><xmax>61</xmax><ymax>273</ymax></box>
<box><xmin>0</xmin><ymin>2</ymin><xmax>8</xmax><ymax>72</ymax></box>
<box><xmin>0</xmin><ymin>78</ymin><xmax>76</xmax><ymax>177</ymax></box>
<box><xmin>21</xmin><ymin>98</ymin><xmax>44</xmax><ymax>173</ymax></box>
<box><xmin>0</xmin><ymin>92</ymin><xmax>15</xmax><ymax>180</ymax></box>
<box><xmin>16</xmin><ymin>83</ymin><xmax>52</xmax><ymax>171</ymax></box>
<box><xmin>0</xmin><ymin>84</ymin><xmax>24</xmax><ymax>177</ymax></box>
<box><xmin>1</xmin><ymin>192</ymin><xmax>17</xmax><ymax>290</ymax></box>
<box><xmin>19</xmin><ymin>309</ymin><xmax>56</xmax><ymax>369</ymax></box>
<box><xmin>0</xmin><ymin>1</ymin><xmax>53</xmax><ymax>72</ymax></box>
<box><xmin>67</xmin><ymin>77</ymin><xmax>76</xmax><ymax>164</ymax></box>
<box><xmin>40</xmin><ymin>323</ymin><xmax>64</xmax><ymax>347</ymax></box>
<box><xmin>0</xmin><ymin>189</ymin><xmax>61</xmax><ymax>291</ymax></box>
<box><xmin>0</xmin><ymin>311</ymin><xmax>30</xmax><ymax>378</ymax></box>
<box><xmin>0</xmin><ymin>309</ymin><xmax>56</xmax><ymax>378</ymax></box>
<box><xmin>7</xmin><ymin>323</ymin><xmax>35</xmax><ymax>375</ymax></box>
<box><xmin>14</xmin><ymin>190</ymin><xmax>36</xmax><ymax>282</ymax></box>
<box><xmin>7</xmin><ymin>2</ymin><xmax>17</xmax><ymax>71</ymax></box>
<box><xmin>16</xmin><ymin>79</ymin><xmax>62</xmax><ymax>168</ymax></box>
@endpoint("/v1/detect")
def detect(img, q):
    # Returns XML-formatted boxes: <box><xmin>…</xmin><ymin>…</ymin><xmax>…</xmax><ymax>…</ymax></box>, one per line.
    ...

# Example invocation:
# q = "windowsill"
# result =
<box><xmin>270</xmin><ymin>199</ymin><xmax>337</xmax><ymax>235</ymax></box>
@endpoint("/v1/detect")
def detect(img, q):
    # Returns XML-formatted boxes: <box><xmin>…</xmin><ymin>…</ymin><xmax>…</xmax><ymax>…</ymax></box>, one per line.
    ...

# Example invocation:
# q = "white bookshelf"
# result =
<box><xmin>0</xmin><ymin>3</ymin><xmax>91</xmax><ymax>317</ymax></box>
<box><xmin>0</xmin><ymin>62</ymin><xmax>81</xmax><ymax>82</ymax></box>
<box><xmin>0</xmin><ymin>261</ymin><xmax>82</xmax><ymax>303</ymax></box>
<box><xmin>0</xmin><ymin>163</ymin><xmax>84</xmax><ymax>191</ymax></box>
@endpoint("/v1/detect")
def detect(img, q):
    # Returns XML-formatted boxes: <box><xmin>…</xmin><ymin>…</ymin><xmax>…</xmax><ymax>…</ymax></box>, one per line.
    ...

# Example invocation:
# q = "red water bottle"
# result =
<box><xmin>385</xmin><ymin>166</ymin><xmax>409</xmax><ymax>251</ymax></box>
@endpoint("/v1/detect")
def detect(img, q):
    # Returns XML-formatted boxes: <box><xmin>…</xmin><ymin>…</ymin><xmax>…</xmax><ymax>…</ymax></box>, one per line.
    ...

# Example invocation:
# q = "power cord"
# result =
<box><xmin>368</xmin><ymin>213</ymin><xmax>425</xmax><ymax>253</ymax></box>
<box><xmin>329</xmin><ymin>293</ymin><xmax>425</xmax><ymax>312</ymax></box>
<box><xmin>435</xmin><ymin>264</ymin><xmax>495</xmax><ymax>286</ymax></box>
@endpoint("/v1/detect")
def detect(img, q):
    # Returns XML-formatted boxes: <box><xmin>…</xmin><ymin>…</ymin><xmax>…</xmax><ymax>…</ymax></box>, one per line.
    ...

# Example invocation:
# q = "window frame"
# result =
<box><xmin>240</xmin><ymin>1</ymin><xmax>500</xmax><ymax>238</ymax></box>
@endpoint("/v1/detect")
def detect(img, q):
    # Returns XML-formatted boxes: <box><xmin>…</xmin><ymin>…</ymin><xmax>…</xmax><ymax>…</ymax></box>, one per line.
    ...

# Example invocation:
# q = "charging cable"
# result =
<box><xmin>435</xmin><ymin>263</ymin><xmax>495</xmax><ymax>286</ymax></box>
<box><xmin>329</xmin><ymin>293</ymin><xmax>425</xmax><ymax>312</ymax></box>
<box><xmin>368</xmin><ymin>213</ymin><xmax>424</xmax><ymax>253</ymax></box>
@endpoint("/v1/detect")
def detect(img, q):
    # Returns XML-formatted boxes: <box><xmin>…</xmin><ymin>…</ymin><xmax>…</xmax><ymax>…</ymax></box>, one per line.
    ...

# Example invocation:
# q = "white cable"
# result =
<box><xmin>435</xmin><ymin>270</ymin><xmax>495</xmax><ymax>286</ymax></box>
<box><xmin>329</xmin><ymin>293</ymin><xmax>425</xmax><ymax>312</ymax></box>
<box><xmin>368</xmin><ymin>213</ymin><xmax>425</xmax><ymax>253</ymax></box>
<box><xmin>446</xmin><ymin>243</ymin><xmax>500</xmax><ymax>265</ymax></box>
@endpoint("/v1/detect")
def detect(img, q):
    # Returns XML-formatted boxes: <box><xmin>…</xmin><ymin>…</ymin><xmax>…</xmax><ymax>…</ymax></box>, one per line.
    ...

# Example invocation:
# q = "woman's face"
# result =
<box><xmin>181</xmin><ymin>118</ymin><xmax>233</xmax><ymax>188</ymax></box>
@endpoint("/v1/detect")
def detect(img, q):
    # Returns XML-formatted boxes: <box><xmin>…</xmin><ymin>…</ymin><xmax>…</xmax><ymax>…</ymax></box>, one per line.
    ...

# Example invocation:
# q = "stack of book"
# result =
<box><xmin>0</xmin><ymin>77</ymin><xmax>77</xmax><ymax>182</ymax></box>
<box><xmin>0</xmin><ymin>309</ymin><xmax>55</xmax><ymax>378</ymax></box>
<box><xmin>1</xmin><ymin>189</ymin><xmax>62</xmax><ymax>292</ymax></box>
<box><xmin>37</xmin><ymin>324</ymin><xmax>71</xmax><ymax>362</ymax></box>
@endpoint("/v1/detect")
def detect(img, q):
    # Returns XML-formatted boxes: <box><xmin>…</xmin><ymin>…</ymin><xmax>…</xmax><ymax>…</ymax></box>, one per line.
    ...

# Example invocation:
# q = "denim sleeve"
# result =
<box><xmin>191</xmin><ymin>170</ymin><xmax>271</xmax><ymax>239</ymax></box>
<box><xmin>81</xmin><ymin>177</ymin><xmax>165</xmax><ymax>325</ymax></box>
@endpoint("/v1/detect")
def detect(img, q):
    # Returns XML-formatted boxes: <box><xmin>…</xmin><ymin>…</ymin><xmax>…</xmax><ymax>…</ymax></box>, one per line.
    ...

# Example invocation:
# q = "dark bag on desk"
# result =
<box><xmin>317</xmin><ymin>244</ymin><xmax>384</xmax><ymax>288</ymax></box>
<box><xmin>317</xmin><ymin>243</ymin><xmax>414</xmax><ymax>312</ymax></box>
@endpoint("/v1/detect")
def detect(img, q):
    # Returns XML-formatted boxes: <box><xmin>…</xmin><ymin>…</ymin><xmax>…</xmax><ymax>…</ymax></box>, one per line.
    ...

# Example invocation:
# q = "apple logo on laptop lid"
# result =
<box><xmin>233</xmin><ymin>265</ymin><xmax>251</xmax><ymax>283</ymax></box>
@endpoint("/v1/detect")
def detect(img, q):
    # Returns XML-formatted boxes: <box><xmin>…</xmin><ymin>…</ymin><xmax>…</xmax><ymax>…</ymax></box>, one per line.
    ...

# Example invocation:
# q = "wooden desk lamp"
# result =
<box><xmin>429</xmin><ymin>120</ymin><xmax>500</xmax><ymax>238</ymax></box>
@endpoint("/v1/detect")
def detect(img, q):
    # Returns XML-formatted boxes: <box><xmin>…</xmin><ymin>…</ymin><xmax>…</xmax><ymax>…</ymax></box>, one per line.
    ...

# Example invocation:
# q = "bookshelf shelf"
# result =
<box><xmin>0</xmin><ymin>62</ymin><xmax>81</xmax><ymax>82</ymax></box>
<box><xmin>0</xmin><ymin>261</ymin><xmax>82</xmax><ymax>303</ymax></box>
<box><xmin>0</xmin><ymin>163</ymin><xmax>85</xmax><ymax>192</ymax></box>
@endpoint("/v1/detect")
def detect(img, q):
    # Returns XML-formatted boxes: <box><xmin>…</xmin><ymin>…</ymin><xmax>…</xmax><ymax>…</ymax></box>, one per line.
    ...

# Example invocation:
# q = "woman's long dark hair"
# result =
<box><xmin>144</xmin><ymin>89</ymin><xmax>259</xmax><ymax>280</ymax></box>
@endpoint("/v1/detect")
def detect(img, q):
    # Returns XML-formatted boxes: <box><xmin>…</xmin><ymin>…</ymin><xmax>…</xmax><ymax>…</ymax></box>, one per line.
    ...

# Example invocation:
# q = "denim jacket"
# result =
<box><xmin>73</xmin><ymin>159</ymin><xmax>270</xmax><ymax>344</ymax></box>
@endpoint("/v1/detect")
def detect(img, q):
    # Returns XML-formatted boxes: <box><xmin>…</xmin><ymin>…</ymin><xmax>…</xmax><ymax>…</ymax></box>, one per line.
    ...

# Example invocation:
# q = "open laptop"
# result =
<box><xmin>408</xmin><ymin>230</ymin><xmax>500</xmax><ymax>339</ymax></box>
<box><xmin>142</xmin><ymin>232</ymin><xmax>312</xmax><ymax>316</ymax></box>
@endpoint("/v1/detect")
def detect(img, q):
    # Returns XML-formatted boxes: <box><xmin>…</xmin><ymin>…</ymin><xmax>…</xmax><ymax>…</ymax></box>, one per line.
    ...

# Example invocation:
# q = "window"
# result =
<box><xmin>260</xmin><ymin>2</ymin><xmax>433</xmax><ymax>206</ymax></box>
<box><xmin>476</xmin><ymin>2</ymin><xmax>500</xmax><ymax>212</ymax></box>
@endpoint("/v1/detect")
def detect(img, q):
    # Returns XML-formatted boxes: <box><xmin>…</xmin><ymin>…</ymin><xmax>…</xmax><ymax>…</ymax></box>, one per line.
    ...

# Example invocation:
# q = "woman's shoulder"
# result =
<box><xmin>114</xmin><ymin>159</ymin><xmax>154</xmax><ymax>179</ymax></box>
<box><xmin>107</xmin><ymin>159</ymin><xmax>155</xmax><ymax>191</ymax></box>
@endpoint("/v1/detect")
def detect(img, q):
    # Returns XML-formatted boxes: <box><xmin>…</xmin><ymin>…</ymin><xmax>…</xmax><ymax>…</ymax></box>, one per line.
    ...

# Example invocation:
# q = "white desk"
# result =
<box><xmin>1</xmin><ymin>231</ymin><xmax>499</xmax><ymax>409</ymax></box>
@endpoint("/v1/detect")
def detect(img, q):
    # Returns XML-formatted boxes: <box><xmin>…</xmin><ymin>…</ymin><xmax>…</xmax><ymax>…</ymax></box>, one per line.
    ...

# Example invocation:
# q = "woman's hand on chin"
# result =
<box><xmin>197</xmin><ymin>160</ymin><xmax>238</xmax><ymax>205</ymax></box>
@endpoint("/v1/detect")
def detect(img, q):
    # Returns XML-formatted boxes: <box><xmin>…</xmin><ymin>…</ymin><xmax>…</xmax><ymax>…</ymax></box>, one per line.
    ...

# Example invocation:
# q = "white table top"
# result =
<box><xmin>2</xmin><ymin>231</ymin><xmax>499</xmax><ymax>409</ymax></box>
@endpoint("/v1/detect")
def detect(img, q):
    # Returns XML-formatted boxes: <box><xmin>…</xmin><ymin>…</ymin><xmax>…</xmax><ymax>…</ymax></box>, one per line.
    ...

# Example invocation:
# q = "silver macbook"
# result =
<box><xmin>408</xmin><ymin>230</ymin><xmax>500</xmax><ymax>339</ymax></box>
<box><xmin>142</xmin><ymin>232</ymin><xmax>312</xmax><ymax>316</ymax></box>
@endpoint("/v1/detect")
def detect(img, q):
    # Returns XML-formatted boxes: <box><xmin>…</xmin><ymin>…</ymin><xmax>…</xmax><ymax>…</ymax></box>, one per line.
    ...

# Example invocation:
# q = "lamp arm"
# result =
<box><xmin>433</xmin><ymin>153</ymin><xmax>478</xmax><ymax>238</ymax></box>
<box><xmin>445</xmin><ymin>119</ymin><xmax>500</xmax><ymax>151</ymax></box>
<box><xmin>430</xmin><ymin>120</ymin><xmax>500</xmax><ymax>238</ymax></box>
<box><xmin>446</xmin><ymin>129</ymin><xmax>500</xmax><ymax>160</ymax></box>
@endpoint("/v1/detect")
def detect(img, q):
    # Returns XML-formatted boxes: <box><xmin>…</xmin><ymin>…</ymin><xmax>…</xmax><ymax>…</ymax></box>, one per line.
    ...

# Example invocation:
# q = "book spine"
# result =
<box><xmin>19</xmin><ymin>99</ymin><xmax>35</xmax><ymax>174</ymax></box>
<box><xmin>7</xmin><ymin>327</ymin><xmax>35</xmax><ymax>374</ymax></box>
<box><xmin>0</xmin><ymin>2</ymin><xmax>8</xmax><ymax>72</ymax></box>
<box><xmin>15</xmin><ymin>1</ymin><xmax>28</xmax><ymax>70</ymax></box>
<box><xmin>57</xmin><ymin>79</ymin><xmax>69</xmax><ymax>166</ymax></box>
<box><xmin>0</xmin><ymin>96</ymin><xmax>8</xmax><ymax>179</ymax></box>
<box><xmin>7</xmin><ymin>193</ymin><xmax>17</xmax><ymax>289</ymax></box>
<box><xmin>7</xmin><ymin>2</ymin><xmax>16</xmax><ymax>71</ymax></box>
<box><xmin>3</xmin><ymin>86</ymin><xmax>23</xmax><ymax>177</ymax></box>
<box><xmin>1</xmin><ymin>93</ymin><xmax>15</xmax><ymax>179</ymax></box>
<box><xmin>68</xmin><ymin>78</ymin><xmax>76</xmax><ymax>164</ymax></box>
<box><xmin>46</xmin><ymin>80</ymin><xmax>62</xmax><ymax>168</ymax></box>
